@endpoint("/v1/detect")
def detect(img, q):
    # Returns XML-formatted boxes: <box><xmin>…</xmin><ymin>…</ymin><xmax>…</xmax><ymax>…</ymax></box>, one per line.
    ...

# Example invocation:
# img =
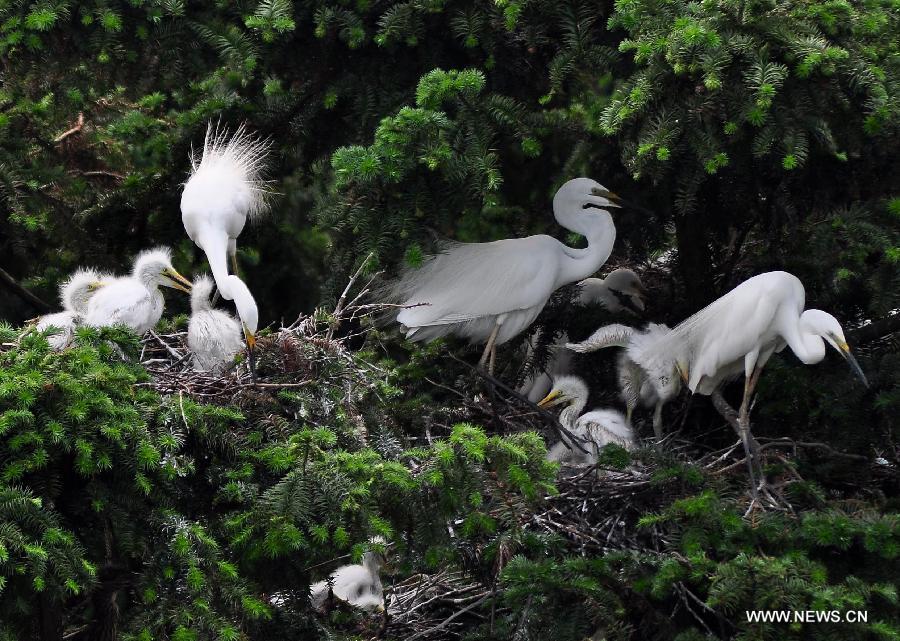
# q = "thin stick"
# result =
<box><xmin>0</xmin><ymin>267</ymin><xmax>51</xmax><ymax>312</ymax></box>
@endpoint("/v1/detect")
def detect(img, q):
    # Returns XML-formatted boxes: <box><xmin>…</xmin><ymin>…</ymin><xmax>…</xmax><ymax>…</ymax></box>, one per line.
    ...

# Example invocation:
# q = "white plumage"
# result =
<box><xmin>640</xmin><ymin>271</ymin><xmax>867</xmax><ymax>495</ymax></box>
<box><xmin>83</xmin><ymin>247</ymin><xmax>192</xmax><ymax>335</ymax></box>
<box><xmin>187</xmin><ymin>275</ymin><xmax>244</xmax><ymax>373</ymax></box>
<box><xmin>567</xmin><ymin>322</ymin><xmax>679</xmax><ymax>438</ymax></box>
<box><xmin>35</xmin><ymin>268</ymin><xmax>105</xmax><ymax>350</ymax></box>
<box><xmin>310</xmin><ymin>540</ymin><xmax>388</xmax><ymax>613</ymax></box>
<box><xmin>518</xmin><ymin>268</ymin><xmax>647</xmax><ymax>403</ymax></box>
<box><xmin>389</xmin><ymin>178</ymin><xmax>620</xmax><ymax>371</ymax></box>
<box><xmin>538</xmin><ymin>376</ymin><xmax>637</xmax><ymax>465</ymax></box>
<box><xmin>181</xmin><ymin>122</ymin><xmax>271</xmax><ymax>298</ymax></box>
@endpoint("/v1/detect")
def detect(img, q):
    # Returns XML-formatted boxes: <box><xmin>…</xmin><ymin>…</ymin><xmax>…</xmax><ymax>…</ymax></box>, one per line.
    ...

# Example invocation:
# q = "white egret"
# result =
<box><xmin>642</xmin><ymin>271</ymin><xmax>868</xmax><ymax>493</ymax></box>
<box><xmin>389</xmin><ymin>178</ymin><xmax>621</xmax><ymax>372</ymax></box>
<box><xmin>35</xmin><ymin>268</ymin><xmax>105</xmax><ymax>349</ymax></box>
<box><xmin>181</xmin><ymin>122</ymin><xmax>271</xmax><ymax>296</ymax></box>
<box><xmin>567</xmin><ymin>322</ymin><xmax>680</xmax><ymax>438</ymax></box>
<box><xmin>519</xmin><ymin>268</ymin><xmax>648</xmax><ymax>402</ymax></box>
<box><xmin>84</xmin><ymin>247</ymin><xmax>192</xmax><ymax>335</ymax></box>
<box><xmin>538</xmin><ymin>376</ymin><xmax>637</xmax><ymax>464</ymax></box>
<box><xmin>187</xmin><ymin>275</ymin><xmax>245</xmax><ymax>373</ymax></box>
<box><xmin>577</xmin><ymin>267</ymin><xmax>647</xmax><ymax>312</ymax></box>
<box><xmin>310</xmin><ymin>539</ymin><xmax>388</xmax><ymax>613</ymax></box>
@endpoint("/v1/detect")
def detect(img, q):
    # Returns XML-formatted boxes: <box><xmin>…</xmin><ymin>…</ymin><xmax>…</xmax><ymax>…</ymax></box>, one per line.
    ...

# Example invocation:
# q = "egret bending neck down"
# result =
<box><xmin>181</xmin><ymin>122</ymin><xmax>271</xmax><ymax>299</ymax></box>
<box><xmin>646</xmin><ymin>271</ymin><xmax>867</xmax><ymax>498</ymax></box>
<box><xmin>392</xmin><ymin>178</ymin><xmax>620</xmax><ymax>373</ymax></box>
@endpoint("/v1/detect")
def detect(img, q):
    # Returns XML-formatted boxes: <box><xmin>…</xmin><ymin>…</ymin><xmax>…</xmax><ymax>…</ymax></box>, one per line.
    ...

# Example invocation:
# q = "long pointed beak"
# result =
<box><xmin>592</xmin><ymin>187</ymin><xmax>655</xmax><ymax>216</ymax></box>
<box><xmin>243</xmin><ymin>324</ymin><xmax>256</xmax><ymax>351</ymax></box>
<box><xmin>537</xmin><ymin>390</ymin><xmax>564</xmax><ymax>409</ymax></box>
<box><xmin>838</xmin><ymin>342</ymin><xmax>868</xmax><ymax>387</ymax></box>
<box><xmin>164</xmin><ymin>268</ymin><xmax>193</xmax><ymax>293</ymax></box>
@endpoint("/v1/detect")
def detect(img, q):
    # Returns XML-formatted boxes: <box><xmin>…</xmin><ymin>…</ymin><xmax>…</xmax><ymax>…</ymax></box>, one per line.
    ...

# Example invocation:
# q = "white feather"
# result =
<box><xmin>188</xmin><ymin>275</ymin><xmax>244</xmax><ymax>373</ymax></box>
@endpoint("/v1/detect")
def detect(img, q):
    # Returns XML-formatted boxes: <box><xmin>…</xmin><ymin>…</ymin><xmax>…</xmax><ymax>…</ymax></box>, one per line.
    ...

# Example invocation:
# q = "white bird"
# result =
<box><xmin>35</xmin><ymin>268</ymin><xmax>105</xmax><ymax>349</ymax></box>
<box><xmin>537</xmin><ymin>376</ymin><xmax>637</xmax><ymax>465</ymax></box>
<box><xmin>567</xmin><ymin>322</ymin><xmax>680</xmax><ymax>438</ymax></box>
<box><xmin>389</xmin><ymin>178</ymin><xmax>621</xmax><ymax>372</ymax></box>
<box><xmin>84</xmin><ymin>247</ymin><xmax>192</xmax><ymax>335</ymax></box>
<box><xmin>181</xmin><ymin>123</ymin><xmax>270</xmax><ymax>297</ymax></box>
<box><xmin>642</xmin><ymin>271</ymin><xmax>868</xmax><ymax>493</ymax></box>
<box><xmin>577</xmin><ymin>267</ymin><xmax>647</xmax><ymax>312</ymax></box>
<box><xmin>310</xmin><ymin>539</ymin><xmax>388</xmax><ymax>613</ymax></box>
<box><xmin>187</xmin><ymin>275</ymin><xmax>245</xmax><ymax>373</ymax></box>
<box><xmin>518</xmin><ymin>268</ymin><xmax>648</xmax><ymax>402</ymax></box>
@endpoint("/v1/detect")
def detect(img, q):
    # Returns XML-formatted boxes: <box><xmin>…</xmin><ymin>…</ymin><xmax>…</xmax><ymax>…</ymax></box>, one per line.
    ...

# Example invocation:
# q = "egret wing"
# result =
<box><xmin>394</xmin><ymin>236</ymin><xmax>561</xmax><ymax>328</ymax></box>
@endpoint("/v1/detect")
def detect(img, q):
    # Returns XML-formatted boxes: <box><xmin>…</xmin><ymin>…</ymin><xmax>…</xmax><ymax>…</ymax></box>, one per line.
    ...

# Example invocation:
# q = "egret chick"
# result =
<box><xmin>388</xmin><ymin>178</ymin><xmax>622</xmax><ymax>372</ymax></box>
<box><xmin>35</xmin><ymin>268</ymin><xmax>105</xmax><ymax>349</ymax></box>
<box><xmin>538</xmin><ymin>376</ymin><xmax>637</xmax><ymax>465</ymax></box>
<box><xmin>577</xmin><ymin>267</ymin><xmax>647</xmax><ymax>312</ymax></box>
<box><xmin>519</xmin><ymin>268</ymin><xmax>648</xmax><ymax>402</ymax></box>
<box><xmin>642</xmin><ymin>271</ymin><xmax>868</xmax><ymax>495</ymax></box>
<box><xmin>188</xmin><ymin>275</ymin><xmax>244</xmax><ymax>373</ymax></box>
<box><xmin>567</xmin><ymin>322</ymin><xmax>680</xmax><ymax>438</ymax></box>
<box><xmin>84</xmin><ymin>247</ymin><xmax>192</xmax><ymax>335</ymax></box>
<box><xmin>310</xmin><ymin>539</ymin><xmax>388</xmax><ymax>613</ymax></box>
<box><xmin>181</xmin><ymin>122</ymin><xmax>271</xmax><ymax>296</ymax></box>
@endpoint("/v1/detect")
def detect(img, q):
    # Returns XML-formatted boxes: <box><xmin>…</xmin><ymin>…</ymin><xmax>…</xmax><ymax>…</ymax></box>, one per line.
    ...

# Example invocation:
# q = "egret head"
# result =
<box><xmin>60</xmin><ymin>268</ymin><xmax>105</xmax><ymax>314</ymax></box>
<box><xmin>132</xmin><ymin>248</ymin><xmax>193</xmax><ymax>293</ymax></box>
<box><xmin>537</xmin><ymin>375</ymin><xmax>589</xmax><ymax>409</ymax></box>
<box><xmin>800</xmin><ymin>309</ymin><xmax>868</xmax><ymax>386</ymax></box>
<box><xmin>554</xmin><ymin>177</ymin><xmax>622</xmax><ymax>213</ymax></box>
<box><xmin>603</xmin><ymin>268</ymin><xmax>647</xmax><ymax>312</ymax></box>
<box><xmin>222</xmin><ymin>274</ymin><xmax>258</xmax><ymax>350</ymax></box>
<box><xmin>190</xmin><ymin>275</ymin><xmax>216</xmax><ymax>313</ymax></box>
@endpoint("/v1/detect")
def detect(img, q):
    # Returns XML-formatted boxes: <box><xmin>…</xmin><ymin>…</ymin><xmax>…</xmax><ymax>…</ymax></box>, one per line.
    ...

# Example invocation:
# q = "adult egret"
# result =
<box><xmin>187</xmin><ymin>275</ymin><xmax>245</xmax><ymax>373</ymax></box>
<box><xmin>567</xmin><ymin>322</ymin><xmax>680</xmax><ymax>438</ymax></box>
<box><xmin>84</xmin><ymin>247</ymin><xmax>192</xmax><ymax>335</ymax></box>
<box><xmin>538</xmin><ymin>376</ymin><xmax>637</xmax><ymax>464</ymax></box>
<box><xmin>35</xmin><ymin>268</ymin><xmax>105</xmax><ymax>349</ymax></box>
<box><xmin>310</xmin><ymin>539</ymin><xmax>388</xmax><ymax>613</ymax></box>
<box><xmin>389</xmin><ymin>178</ymin><xmax>621</xmax><ymax>372</ymax></box>
<box><xmin>181</xmin><ymin>122</ymin><xmax>271</xmax><ymax>296</ymax></box>
<box><xmin>643</xmin><ymin>271</ymin><xmax>868</xmax><ymax>493</ymax></box>
<box><xmin>519</xmin><ymin>268</ymin><xmax>648</xmax><ymax>402</ymax></box>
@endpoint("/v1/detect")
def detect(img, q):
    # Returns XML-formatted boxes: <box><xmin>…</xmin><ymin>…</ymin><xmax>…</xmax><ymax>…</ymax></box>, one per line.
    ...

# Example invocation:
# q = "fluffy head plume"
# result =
<box><xmin>60</xmin><ymin>267</ymin><xmax>103</xmax><ymax>314</ymax></box>
<box><xmin>186</xmin><ymin>121</ymin><xmax>273</xmax><ymax>221</ymax></box>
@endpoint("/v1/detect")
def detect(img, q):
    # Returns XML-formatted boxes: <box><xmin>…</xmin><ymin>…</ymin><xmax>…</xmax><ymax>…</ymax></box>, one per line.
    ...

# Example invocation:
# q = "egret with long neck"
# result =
<box><xmin>389</xmin><ymin>178</ymin><xmax>620</xmax><ymax>372</ymax></box>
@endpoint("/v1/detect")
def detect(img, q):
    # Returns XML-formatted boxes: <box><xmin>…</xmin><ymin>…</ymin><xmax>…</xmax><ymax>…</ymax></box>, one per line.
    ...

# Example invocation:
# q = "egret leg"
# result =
<box><xmin>625</xmin><ymin>404</ymin><xmax>634</xmax><ymax>425</ymax></box>
<box><xmin>738</xmin><ymin>369</ymin><xmax>763</xmax><ymax>498</ymax></box>
<box><xmin>479</xmin><ymin>322</ymin><xmax>501</xmax><ymax>371</ymax></box>
<box><xmin>228</xmin><ymin>238</ymin><xmax>239</xmax><ymax>276</ymax></box>
<box><xmin>488</xmin><ymin>343</ymin><xmax>497</xmax><ymax>376</ymax></box>
<box><xmin>652</xmin><ymin>402</ymin><xmax>664</xmax><ymax>439</ymax></box>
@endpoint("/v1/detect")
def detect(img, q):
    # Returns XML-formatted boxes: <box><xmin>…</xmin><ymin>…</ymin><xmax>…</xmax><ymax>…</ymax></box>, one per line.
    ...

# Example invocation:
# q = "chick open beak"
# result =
<box><xmin>163</xmin><ymin>268</ymin><xmax>193</xmax><ymax>293</ymax></box>
<box><xmin>837</xmin><ymin>341</ymin><xmax>868</xmax><ymax>387</ymax></box>
<box><xmin>537</xmin><ymin>390</ymin><xmax>565</xmax><ymax>409</ymax></box>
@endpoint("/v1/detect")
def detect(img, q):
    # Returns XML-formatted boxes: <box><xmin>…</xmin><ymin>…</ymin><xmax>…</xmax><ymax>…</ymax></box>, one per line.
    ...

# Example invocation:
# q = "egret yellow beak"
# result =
<box><xmin>675</xmin><ymin>361</ymin><xmax>689</xmax><ymax>383</ymax></box>
<box><xmin>836</xmin><ymin>340</ymin><xmax>868</xmax><ymax>387</ymax></box>
<box><xmin>162</xmin><ymin>268</ymin><xmax>193</xmax><ymax>293</ymax></box>
<box><xmin>243</xmin><ymin>324</ymin><xmax>256</xmax><ymax>351</ymax></box>
<box><xmin>87</xmin><ymin>281</ymin><xmax>106</xmax><ymax>292</ymax></box>
<box><xmin>537</xmin><ymin>390</ymin><xmax>565</xmax><ymax>409</ymax></box>
<box><xmin>590</xmin><ymin>186</ymin><xmax>623</xmax><ymax>208</ymax></box>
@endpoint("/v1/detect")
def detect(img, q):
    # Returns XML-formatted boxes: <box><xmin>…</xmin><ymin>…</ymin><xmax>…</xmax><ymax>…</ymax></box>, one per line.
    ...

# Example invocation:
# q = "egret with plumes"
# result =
<box><xmin>538</xmin><ymin>376</ymin><xmax>637</xmax><ymax>464</ymax></box>
<box><xmin>35</xmin><ymin>268</ymin><xmax>105</xmax><ymax>349</ymax></box>
<box><xmin>84</xmin><ymin>248</ymin><xmax>192</xmax><ymax>335</ymax></box>
<box><xmin>187</xmin><ymin>275</ymin><xmax>245</xmax><ymax>373</ymax></box>
<box><xmin>519</xmin><ymin>268</ymin><xmax>648</xmax><ymax>402</ymax></box>
<box><xmin>389</xmin><ymin>178</ymin><xmax>621</xmax><ymax>372</ymax></box>
<box><xmin>181</xmin><ymin>123</ymin><xmax>271</xmax><ymax>295</ymax></box>
<box><xmin>567</xmin><ymin>322</ymin><xmax>680</xmax><ymax>438</ymax></box>
<box><xmin>642</xmin><ymin>271</ymin><xmax>868</xmax><ymax>494</ymax></box>
<box><xmin>310</xmin><ymin>539</ymin><xmax>388</xmax><ymax>613</ymax></box>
